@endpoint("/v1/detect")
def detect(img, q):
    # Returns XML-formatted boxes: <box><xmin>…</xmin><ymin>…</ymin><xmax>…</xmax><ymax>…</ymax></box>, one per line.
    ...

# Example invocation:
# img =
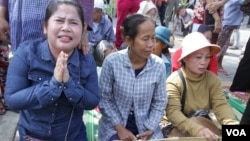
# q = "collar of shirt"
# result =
<box><xmin>161</xmin><ymin>53</ymin><xmax>171</xmax><ymax>64</ymax></box>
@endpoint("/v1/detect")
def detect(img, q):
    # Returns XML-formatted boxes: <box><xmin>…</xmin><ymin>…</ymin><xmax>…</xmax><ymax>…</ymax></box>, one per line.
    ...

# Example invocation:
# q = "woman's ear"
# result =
<box><xmin>182</xmin><ymin>57</ymin><xmax>189</xmax><ymax>64</ymax></box>
<box><xmin>124</xmin><ymin>36</ymin><xmax>132</xmax><ymax>47</ymax></box>
<box><xmin>43</xmin><ymin>22</ymin><xmax>47</xmax><ymax>35</ymax></box>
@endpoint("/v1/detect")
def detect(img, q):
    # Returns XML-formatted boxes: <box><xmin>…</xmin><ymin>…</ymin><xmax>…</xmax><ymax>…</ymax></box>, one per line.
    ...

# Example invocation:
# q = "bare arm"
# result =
<box><xmin>206</xmin><ymin>0</ymin><xmax>222</xmax><ymax>33</ymax></box>
<box><xmin>206</xmin><ymin>0</ymin><xmax>228</xmax><ymax>14</ymax></box>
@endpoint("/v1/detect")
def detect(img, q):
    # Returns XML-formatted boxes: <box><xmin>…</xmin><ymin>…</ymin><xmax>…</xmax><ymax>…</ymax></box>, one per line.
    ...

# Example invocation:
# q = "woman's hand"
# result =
<box><xmin>136</xmin><ymin>130</ymin><xmax>153</xmax><ymax>141</ymax></box>
<box><xmin>62</xmin><ymin>52</ymin><xmax>69</xmax><ymax>83</ymax></box>
<box><xmin>115</xmin><ymin>124</ymin><xmax>137</xmax><ymax>141</ymax></box>
<box><xmin>54</xmin><ymin>51</ymin><xmax>69</xmax><ymax>83</ymax></box>
<box><xmin>214</xmin><ymin>20</ymin><xmax>222</xmax><ymax>33</ymax></box>
<box><xmin>197</xmin><ymin>127</ymin><xmax>219</xmax><ymax>141</ymax></box>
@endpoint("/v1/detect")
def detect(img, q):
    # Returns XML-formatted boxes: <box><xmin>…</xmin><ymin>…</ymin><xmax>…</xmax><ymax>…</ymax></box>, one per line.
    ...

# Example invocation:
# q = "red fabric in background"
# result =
<box><xmin>115</xmin><ymin>0</ymin><xmax>141</xmax><ymax>49</ymax></box>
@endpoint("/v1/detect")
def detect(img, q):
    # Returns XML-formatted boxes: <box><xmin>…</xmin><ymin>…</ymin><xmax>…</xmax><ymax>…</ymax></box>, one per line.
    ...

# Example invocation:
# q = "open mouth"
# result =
<box><xmin>58</xmin><ymin>35</ymin><xmax>72</xmax><ymax>42</ymax></box>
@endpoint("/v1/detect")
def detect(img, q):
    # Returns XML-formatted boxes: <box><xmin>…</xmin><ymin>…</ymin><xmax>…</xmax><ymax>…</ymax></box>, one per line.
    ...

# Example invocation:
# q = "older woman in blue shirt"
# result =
<box><xmin>98</xmin><ymin>14</ymin><xmax>167</xmax><ymax>141</ymax></box>
<box><xmin>4</xmin><ymin>1</ymin><xmax>99</xmax><ymax>141</ymax></box>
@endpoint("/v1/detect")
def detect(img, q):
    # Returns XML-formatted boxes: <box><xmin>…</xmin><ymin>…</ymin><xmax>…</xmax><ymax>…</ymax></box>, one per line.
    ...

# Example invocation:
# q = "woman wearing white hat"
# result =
<box><xmin>137</xmin><ymin>0</ymin><xmax>158</xmax><ymax>24</ymax></box>
<box><xmin>162</xmin><ymin>32</ymin><xmax>238</xmax><ymax>140</ymax></box>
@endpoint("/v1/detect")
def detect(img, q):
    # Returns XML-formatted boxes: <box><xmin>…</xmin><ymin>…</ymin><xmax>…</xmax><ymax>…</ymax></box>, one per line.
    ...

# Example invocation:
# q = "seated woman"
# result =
<box><xmin>162</xmin><ymin>32</ymin><xmax>238</xmax><ymax>140</ymax></box>
<box><xmin>172</xmin><ymin>24</ymin><xmax>218</xmax><ymax>75</ymax></box>
<box><xmin>4</xmin><ymin>0</ymin><xmax>99</xmax><ymax>140</ymax></box>
<box><xmin>171</xmin><ymin>4</ymin><xmax>194</xmax><ymax>36</ymax></box>
<box><xmin>98</xmin><ymin>14</ymin><xmax>167</xmax><ymax>141</ymax></box>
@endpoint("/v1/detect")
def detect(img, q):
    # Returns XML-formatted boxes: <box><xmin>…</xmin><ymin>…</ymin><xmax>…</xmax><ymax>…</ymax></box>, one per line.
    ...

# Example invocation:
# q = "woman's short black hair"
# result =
<box><xmin>121</xmin><ymin>13</ymin><xmax>152</xmax><ymax>41</ymax></box>
<box><xmin>44</xmin><ymin>0</ymin><xmax>85</xmax><ymax>27</ymax></box>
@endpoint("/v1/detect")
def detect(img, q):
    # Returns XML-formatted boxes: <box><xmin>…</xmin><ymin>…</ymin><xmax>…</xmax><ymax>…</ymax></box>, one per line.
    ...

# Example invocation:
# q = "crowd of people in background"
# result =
<box><xmin>0</xmin><ymin>0</ymin><xmax>250</xmax><ymax>140</ymax></box>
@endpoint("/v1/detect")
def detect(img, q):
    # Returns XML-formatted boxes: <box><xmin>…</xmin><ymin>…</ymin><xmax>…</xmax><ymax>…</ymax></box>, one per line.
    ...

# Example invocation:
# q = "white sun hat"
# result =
<box><xmin>94</xmin><ymin>0</ymin><xmax>105</xmax><ymax>10</ymax></box>
<box><xmin>178</xmin><ymin>32</ymin><xmax>221</xmax><ymax>61</ymax></box>
<box><xmin>137</xmin><ymin>0</ymin><xmax>158</xmax><ymax>21</ymax></box>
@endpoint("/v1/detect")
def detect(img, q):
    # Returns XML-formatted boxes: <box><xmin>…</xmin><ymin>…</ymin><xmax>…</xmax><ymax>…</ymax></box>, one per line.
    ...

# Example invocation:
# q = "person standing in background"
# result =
<box><xmin>192</xmin><ymin>0</ymin><xmax>227</xmax><ymax>44</ymax></box>
<box><xmin>230</xmin><ymin>28</ymin><xmax>241</xmax><ymax>50</ymax></box>
<box><xmin>115</xmin><ymin>0</ymin><xmax>141</xmax><ymax>49</ymax></box>
<box><xmin>165</xmin><ymin>0</ymin><xmax>181</xmax><ymax>27</ymax></box>
<box><xmin>216</xmin><ymin>0</ymin><xmax>244</xmax><ymax>76</ymax></box>
<box><xmin>152</xmin><ymin>0</ymin><xmax>168</xmax><ymax>26</ymax></box>
<box><xmin>230</xmin><ymin>38</ymin><xmax>250</xmax><ymax>94</ymax></box>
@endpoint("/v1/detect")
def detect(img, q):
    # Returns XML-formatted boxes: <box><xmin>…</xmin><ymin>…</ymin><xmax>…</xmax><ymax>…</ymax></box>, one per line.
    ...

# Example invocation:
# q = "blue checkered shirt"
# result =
<box><xmin>98</xmin><ymin>49</ymin><xmax>168</xmax><ymax>140</ymax></box>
